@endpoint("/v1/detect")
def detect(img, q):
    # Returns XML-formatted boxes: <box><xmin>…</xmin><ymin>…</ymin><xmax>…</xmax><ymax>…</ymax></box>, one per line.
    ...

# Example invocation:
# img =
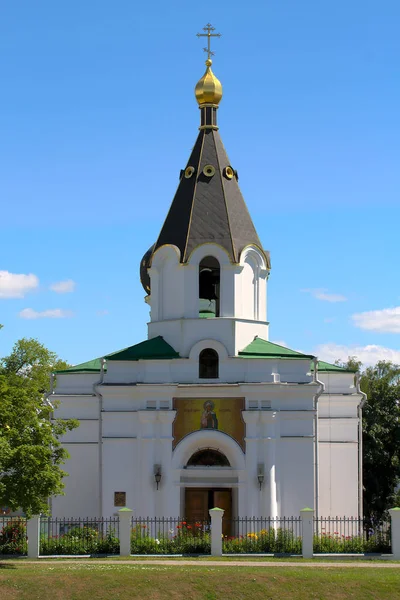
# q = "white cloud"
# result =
<box><xmin>271</xmin><ymin>340</ymin><xmax>288</xmax><ymax>348</ymax></box>
<box><xmin>0</xmin><ymin>271</ymin><xmax>39</xmax><ymax>298</ymax></box>
<box><xmin>352</xmin><ymin>306</ymin><xmax>400</xmax><ymax>333</ymax></box>
<box><xmin>19</xmin><ymin>308</ymin><xmax>75</xmax><ymax>320</ymax></box>
<box><xmin>302</xmin><ymin>288</ymin><xmax>347</xmax><ymax>302</ymax></box>
<box><xmin>314</xmin><ymin>343</ymin><xmax>400</xmax><ymax>367</ymax></box>
<box><xmin>50</xmin><ymin>279</ymin><xmax>76</xmax><ymax>294</ymax></box>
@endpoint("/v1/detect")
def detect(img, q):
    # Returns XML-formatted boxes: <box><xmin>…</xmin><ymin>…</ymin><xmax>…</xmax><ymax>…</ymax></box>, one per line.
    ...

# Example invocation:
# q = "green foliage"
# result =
<box><xmin>0</xmin><ymin>518</ymin><xmax>28</xmax><ymax>555</ymax></box>
<box><xmin>223</xmin><ymin>528</ymin><xmax>302</xmax><ymax>554</ymax></box>
<box><xmin>0</xmin><ymin>335</ymin><xmax>79</xmax><ymax>516</ymax></box>
<box><xmin>313</xmin><ymin>530</ymin><xmax>391</xmax><ymax>554</ymax></box>
<box><xmin>337</xmin><ymin>358</ymin><xmax>400</xmax><ymax>527</ymax></box>
<box><xmin>40</xmin><ymin>525</ymin><xmax>119</xmax><ymax>555</ymax></box>
<box><xmin>360</xmin><ymin>361</ymin><xmax>400</xmax><ymax>527</ymax></box>
<box><xmin>130</xmin><ymin>523</ymin><xmax>211</xmax><ymax>555</ymax></box>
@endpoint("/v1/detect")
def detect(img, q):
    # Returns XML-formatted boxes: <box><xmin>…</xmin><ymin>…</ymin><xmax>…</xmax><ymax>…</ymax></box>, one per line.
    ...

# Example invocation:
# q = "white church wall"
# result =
<box><xmin>53</xmin><ymin>395</ymin><xmax>98</xmax><ymax>420</ymax></box>
<box><xmin>61</xmin><ymin>420</ymin><xmax>98</xmax><ymax>444</ymax></box>
<box><xmin>52</xmin><ymin>444</ymin><xmax>100</xmax><ymax>518</ymax></box>
<box><xmin>102</xmin><ymin>412</ymin><xmax>138</xmax><ymax>438</ymax></box>
<box><xmin>319</xmin><ymin>372</ymin><xmax>356</xmax><ymax>394</ymax></box>
<box><xmin>319</xmin><ymin>419</ymin><xmax>358</xmax><ymax>442</ymax></box>
<box><xmin>102</xmin><ymin>439</ymin><xmax>138</xmax><ymax>516</ymax></box>
<box><xmin>319</xmin><ymin>395</ymin><xmax>360</xmax><ymax>418</ymax></box>
<box><xmin>55</xmin><ymin>373</ymin><xmax>100</xmax><ymax>395</ymax></box>
<box><xmin>278</xmin><ymin>438</ymin><xmax>315</xmax><ymax>515</ymax></box>
<box><xmin>318</xmin><ymin>442</ymin><xmax>359</xmax><ymax>516</ymax></box>
<box><xmin>280</xmin><ymin>413</ymin><xmax>314</xmax><ymax>437</ymax></box>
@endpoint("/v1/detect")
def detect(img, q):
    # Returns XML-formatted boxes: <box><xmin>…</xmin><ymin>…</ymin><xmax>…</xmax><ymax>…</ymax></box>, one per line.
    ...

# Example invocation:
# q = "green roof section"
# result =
<box><xmin>55</xmin><ymin>357</ymin><xmax>106</xmax><ymax>374</ymax></box>
<box><xmin>238</xmin><ymin>337</ymin><xmax>315</xmax><ymax>360</ymax></box>
<box><xmin>56</xmin><ymin>336</ymin><xmax>180</xmax><ymax>374</ymax></box>
<box><xmin>313</xmin><ymin>360</ymin><xmax>357</xmax><ymax>373</ymax></box>
<box><xmin>105</xmin><ymin>336</ymin><xmax>179</xmax><ymax>362</ymax></box>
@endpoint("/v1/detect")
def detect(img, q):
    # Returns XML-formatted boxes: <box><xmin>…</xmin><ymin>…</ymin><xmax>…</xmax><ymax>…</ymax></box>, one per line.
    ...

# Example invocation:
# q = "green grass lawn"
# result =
<box><xmin>0</xmin><ymin>563</ymin><xmax>399</xmax><ymax>600</ymax></box>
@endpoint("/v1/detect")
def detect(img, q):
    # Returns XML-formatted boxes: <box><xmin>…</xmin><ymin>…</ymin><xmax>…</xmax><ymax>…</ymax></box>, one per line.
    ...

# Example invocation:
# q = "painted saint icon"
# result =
<box><xmin>200</xmin><ymin>400</ymin><xmax>218</xmax><ymax>430</ymax></box>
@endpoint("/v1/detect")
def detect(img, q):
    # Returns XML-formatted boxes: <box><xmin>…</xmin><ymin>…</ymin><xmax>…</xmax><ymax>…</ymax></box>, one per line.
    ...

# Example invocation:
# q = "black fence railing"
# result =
<box><xmin>131</xmin><ymin>517</ymin><xmax>211</xmax><ymax>554</ymax></box>
<box><xmin>314</xmin><ymin>517</ymin><xmax>391</xmax><ymax>553</ymax></box>
<box><xmin>222</xmin><ymin>516</ymin><xmax>302</xmax><ymax>554</ymax></box>
<box><xmin>0</xmin><ymin>517</ymin><xmax>28</xmax><ymax>556</ymax></box>
<box><xmin>39</xmin><ymin>517</ymin><xmax>120</xmax><ymax>555</ymax></box>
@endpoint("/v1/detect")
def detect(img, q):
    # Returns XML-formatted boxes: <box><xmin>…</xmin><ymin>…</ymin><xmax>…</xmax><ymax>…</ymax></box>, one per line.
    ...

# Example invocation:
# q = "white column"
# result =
<box><xmin>183</xmin><ymin>264</ymin><xmax>198</xmax><ymax>319</ymax></box>
<box><xmin>157</xmin><ymin>410</ymin><xmax>176</xmax><ymax>516</ymax></box>
<box><xmin>300</xmin><ymin>507</ymin><xmax>314</xmax><ymax>558</ymax></box>
<box><xmin>242</xmin><ymin>410</ymin><xmax>259</xmax><ymax>516</ymax></box>
<box><xmin>389</xmin><ymin>507</ymin><xmax>400</xmax><ymax>559</ymax></box>
<box><xmin>209</xmin><ymin>507</ymin><xmax>224</xmax><ymax>556</ymax></box>
<box><xmin>118</xmin><ymin>508</ymin><xmax>133</xmax><ymax>557</ymax></box>
<box><xmin>27</xmin><ymin>516</ymin><xmax>40</xmax><ymax>558</ymax></box>
<box><xmin>260</xmin><ymin>411</ymin><xmax>279</xmax><ymax>518</ymax></box>
<box><xmin>137</xmin><ymin>411</ymin><xmax>158</xmax><ymax>516</ymax></box>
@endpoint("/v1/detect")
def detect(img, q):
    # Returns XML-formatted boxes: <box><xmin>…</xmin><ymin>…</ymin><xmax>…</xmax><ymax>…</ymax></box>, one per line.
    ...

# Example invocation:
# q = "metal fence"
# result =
<box><xmin>39</xmin><ymin>517</ymin><xmax>120</xmax><ymax>555</ymax></box>
<box><xmin>314</xmin><ymin>517</ymin><xmax>391</xmax><ymax>553</ymax></box>
<box><xmin>222</xmin><ymin>517</ymin><xmax>302</xmax><ymax>554</ymax></box>
<box><xmin>131</xmin><ymin>517</ymin><xmax>211</xmax><ymax>554</ymax></box>
<box><xmin>0</xmin><ymin>516</ymin><xmax>28</xmax><ymax>556</ymax></box>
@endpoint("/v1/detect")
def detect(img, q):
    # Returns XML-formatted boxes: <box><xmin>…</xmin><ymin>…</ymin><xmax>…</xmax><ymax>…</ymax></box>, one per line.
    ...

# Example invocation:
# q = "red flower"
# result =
<box><xmin>187</xmin><ymin>525</ymin><xmax>192</xmax><ymax>529</ymax></box>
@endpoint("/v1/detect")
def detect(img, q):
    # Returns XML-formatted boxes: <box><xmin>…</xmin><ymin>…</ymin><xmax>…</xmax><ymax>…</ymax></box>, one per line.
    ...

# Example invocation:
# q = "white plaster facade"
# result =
<box><xmin>52</xmin><ymin>243</ymin><xmax>363</xmax><ymax>519</ymax></box>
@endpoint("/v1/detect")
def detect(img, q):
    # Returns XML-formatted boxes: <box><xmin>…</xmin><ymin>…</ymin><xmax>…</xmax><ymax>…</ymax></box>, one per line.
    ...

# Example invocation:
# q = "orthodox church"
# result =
<box><xmin>52</xmin><ymin>31</ymin><xmax>364</xmax><ymax>521</ymax></box>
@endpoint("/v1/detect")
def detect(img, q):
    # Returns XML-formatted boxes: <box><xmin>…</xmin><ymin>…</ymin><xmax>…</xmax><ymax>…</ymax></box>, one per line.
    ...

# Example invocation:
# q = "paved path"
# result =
<box><xmin>14</xmin><ymin>559</ymin><xmax>400</xmax><ymax>568</ymax></box>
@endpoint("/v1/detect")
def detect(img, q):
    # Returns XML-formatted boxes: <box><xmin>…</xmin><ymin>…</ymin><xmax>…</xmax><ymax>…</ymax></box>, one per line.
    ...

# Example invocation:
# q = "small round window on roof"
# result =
<box><xmin>203</xmin><ymin>164</ymin><xmax>215</xmax><ymax>177</ymax></box>
<box><xmin>185</xmin><ymin>166</ymin><xmax>195</xmax><ymax>178</ymax></box>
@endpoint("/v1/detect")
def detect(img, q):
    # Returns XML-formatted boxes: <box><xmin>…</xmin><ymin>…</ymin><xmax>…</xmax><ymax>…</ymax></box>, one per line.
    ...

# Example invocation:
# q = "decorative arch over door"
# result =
<box><xmin>187</xmin><ymin>448</ymin><xmax>230</xmax><ymax>467</ymax></box>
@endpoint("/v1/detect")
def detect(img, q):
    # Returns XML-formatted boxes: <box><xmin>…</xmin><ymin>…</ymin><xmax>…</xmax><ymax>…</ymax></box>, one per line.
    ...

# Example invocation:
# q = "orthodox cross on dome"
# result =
<box><xmin>196</xmin><ymin>23</ymin><xmax>221</xmax><ymax>60</ymax></box>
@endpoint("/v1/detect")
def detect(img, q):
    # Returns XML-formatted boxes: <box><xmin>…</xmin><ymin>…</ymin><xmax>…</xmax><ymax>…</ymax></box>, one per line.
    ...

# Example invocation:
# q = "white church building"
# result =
<box><xmin>51</xmin><ymin>47</ymin><xmax>364</xmax><ymax>522</ymax></box>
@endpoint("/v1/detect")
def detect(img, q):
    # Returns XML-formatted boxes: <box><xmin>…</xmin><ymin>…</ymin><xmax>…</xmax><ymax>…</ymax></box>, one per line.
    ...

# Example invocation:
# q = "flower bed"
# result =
<box><xmin>131</xmin><ymin>521</ymin><xmax>211</xmax><ymax>555</ymax></box>
<box><xmin>0</xmin><ymin>518</ymin><xmax>27</xmax><ymax>556</ymax></box>
<box><xmin>223</xmin><ymin>528</ymin><xmax>302</xmax><ymax>554</ymax></box>
<box><xmin>313</xmin><ymin>531</ymin><xmax>391</xmax><ymax>554</ymax></box>
<box><xmin>40</xmin><ymin>525</ymin><xmax>119</xmax><ymax>555</ymax></box>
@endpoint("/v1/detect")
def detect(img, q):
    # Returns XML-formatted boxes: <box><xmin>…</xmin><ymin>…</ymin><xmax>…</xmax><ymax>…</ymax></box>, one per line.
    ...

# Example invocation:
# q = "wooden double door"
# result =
<box><xmin>185</xmin><ymin>488</ymin><xmax>232</xmax><ymax>536</ymax></box>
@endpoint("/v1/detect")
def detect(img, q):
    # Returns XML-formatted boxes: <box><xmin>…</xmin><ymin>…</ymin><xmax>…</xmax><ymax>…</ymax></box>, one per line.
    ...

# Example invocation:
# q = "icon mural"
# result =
<box><xmin>173</xmin><ymin>398</ymin><xmax>245</xmax><ymax>450</ymax></box>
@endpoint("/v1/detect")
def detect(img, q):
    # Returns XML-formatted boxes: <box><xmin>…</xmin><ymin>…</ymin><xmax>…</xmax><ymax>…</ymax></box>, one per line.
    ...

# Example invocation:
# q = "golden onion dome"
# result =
<box><xmin>195</xmin><ymin>59</ymin><xmax>223</xmax><ymax>106</ymax></box>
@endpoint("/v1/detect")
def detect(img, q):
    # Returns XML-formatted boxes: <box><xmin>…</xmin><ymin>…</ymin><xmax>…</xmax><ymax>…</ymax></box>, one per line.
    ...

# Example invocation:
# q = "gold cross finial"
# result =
<box><xmin>196</xmin><ymin>23</ymin><xmax>221</xmax><ymax>61</ymax></box>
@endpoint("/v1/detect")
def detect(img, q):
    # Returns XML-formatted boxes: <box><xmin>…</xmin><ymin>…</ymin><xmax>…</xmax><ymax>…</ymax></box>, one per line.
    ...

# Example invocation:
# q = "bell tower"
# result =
<box><xmin>139</xmin><ymin>25</ymin><xmax>271</xmax><ymax>357</ymax></box>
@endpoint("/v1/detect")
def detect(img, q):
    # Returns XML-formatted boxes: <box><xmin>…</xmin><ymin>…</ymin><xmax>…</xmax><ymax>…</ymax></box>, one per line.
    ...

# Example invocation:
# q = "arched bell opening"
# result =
<box><xmin>199</xmin><ymin>256</ymin><xmax>220</xmax><ymax>318</ymax></box>
<box><xmin>187</xmin><ymin>448</ymin><xmax>230</xmax><ymax>467</ymax></box>
<box><xmin>199</xmin><ymin>348</ymin><xmax>219</xmax><ymax>379</ymax></box>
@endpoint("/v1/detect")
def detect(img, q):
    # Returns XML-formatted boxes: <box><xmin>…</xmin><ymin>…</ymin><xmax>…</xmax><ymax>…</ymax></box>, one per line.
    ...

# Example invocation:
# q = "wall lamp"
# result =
<box><xmin>257</xmin><ymin>464</ymin><xmax>265</xmax><ymax>491</ymax></box>
<box><xmin>154</xmin><ymin>464</ymin><xmax>162</xmax><ymax>490</ymax></box>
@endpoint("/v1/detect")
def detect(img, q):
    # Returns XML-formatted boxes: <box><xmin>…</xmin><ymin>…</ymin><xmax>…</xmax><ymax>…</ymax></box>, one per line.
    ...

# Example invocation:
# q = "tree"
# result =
<box><xmin>0</xmin><ymin>333</ymin><xmax>78</xmax><ymax>516</ymax></box>
<box><xmin>338</xmin><ymin>357</ymin><xmax>400</xmax><ymax>525</ymax></box>
<box><xmin>360</xmin><ymin>361</ymin><xmax>400</xmax><ymax>526</ymax></box>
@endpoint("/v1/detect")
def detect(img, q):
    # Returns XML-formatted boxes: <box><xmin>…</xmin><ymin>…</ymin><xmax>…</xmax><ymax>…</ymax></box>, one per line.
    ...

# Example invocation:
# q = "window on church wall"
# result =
<box><xmin>199</xmin><ymin>348</ymin><xmax>219</xmax><ymax>379</ymax></box>
<box><xmin>187</xmin><ymin>449</ymin><xmax>230</xmax><ymax>467</ymax></box>
<box><xmin>199</xmin><ymin>256</ymin><xmax>220</xmax><ymax>317</ymax></box>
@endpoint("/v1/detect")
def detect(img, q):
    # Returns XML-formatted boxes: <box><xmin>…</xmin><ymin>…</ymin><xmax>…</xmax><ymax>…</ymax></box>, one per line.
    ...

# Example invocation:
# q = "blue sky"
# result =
<box><xmin>1</xmin><ymin>0</ymin><xmax>399</xmax><ymax>368</ymax></box>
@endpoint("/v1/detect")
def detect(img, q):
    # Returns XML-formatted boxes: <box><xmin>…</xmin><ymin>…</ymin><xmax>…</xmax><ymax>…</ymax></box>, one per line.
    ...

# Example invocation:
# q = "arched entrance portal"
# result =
<box><xmin>184</xmin><ymin>448</ymin><xmax>232</xmax><ymax>536</ymax></box>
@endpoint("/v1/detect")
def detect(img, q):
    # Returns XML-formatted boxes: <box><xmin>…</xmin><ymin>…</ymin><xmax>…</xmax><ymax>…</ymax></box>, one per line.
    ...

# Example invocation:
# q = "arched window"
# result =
<box><xmin>187</xmin><ymin>449</ymin><xmax>230</xmax><ymax>467</ymax></box>
<box><xmin>199</xmin><ymin>348</ymin><xmax>219</xmax><ymax>379</ymax></box>
<box><xmin>199</xmin><ymin>256</ymin><xmax>220</xmax><ymax>317</ymax></box>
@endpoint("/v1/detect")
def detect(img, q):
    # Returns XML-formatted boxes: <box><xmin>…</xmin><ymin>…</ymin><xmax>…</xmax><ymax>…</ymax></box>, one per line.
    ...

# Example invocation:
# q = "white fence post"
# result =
<box><xmin>209</xmin><ymin>507</ymin><xmax>224</xmax><ymax>556</ymax></box>
<box><xmin>118</xmin><ymin>508</ymin><xmax>133</xmax><ymax>557</ymax></box>
<box><xmin>27</xmin><ymin>516</ymin><xmax>40</xmax><ymax>558</ymax></box>
<box><xmin>389</xmin><ymin>507</ymin><xmax>400</xmax><ymax>559</ymax></box>
<box><xmin>300</xmin><ymin>508</ymin><xmax>314</xmax><ymax>559</ymax></box>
